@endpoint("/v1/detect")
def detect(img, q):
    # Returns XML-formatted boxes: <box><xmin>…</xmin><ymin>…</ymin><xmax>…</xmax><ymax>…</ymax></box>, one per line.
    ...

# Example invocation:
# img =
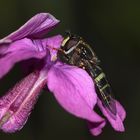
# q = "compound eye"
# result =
<box><xmin>64</xmin><ymin>38</ymin><xmax>79</xmax><ymax>52</ymax></box>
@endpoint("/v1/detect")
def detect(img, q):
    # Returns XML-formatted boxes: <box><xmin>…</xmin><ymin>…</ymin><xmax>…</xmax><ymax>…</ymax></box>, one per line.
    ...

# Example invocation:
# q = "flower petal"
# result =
<box><xmin>1</xmin><ymin>13</ymin><xmax>59</xmax><ymax>42</ymax></box>
<box><xmin>0</xmin><ymin>71</ymin><xmax>47</xmax><ymax>132</ymax></box>
<box><xmin>0</xmin><ymin>38</ymin><xmax>46</xmax><ymax>79</ymax></box>
<box><xmin>42</xmin><ymin>35</ymin><xmax>63</xmax><ymax>61</ymax></box>
<box><xmin>97</xmin><ymin>98</ymin><xmax>126</xmax><ymax>132</ymax></box>
<box><xmin>47</xmin><ymin>62</ymin><xmax>105</xmax><ymax>127</ymax></box>
<box><xmin>87</xmin><ymin>120</ymin><xmax>106</xmax><ymax>136</ymax></box>
<box><xmin>0</xmin><ymin>40</ymin><xmax>12</xmax><ymax>54</ymax></box>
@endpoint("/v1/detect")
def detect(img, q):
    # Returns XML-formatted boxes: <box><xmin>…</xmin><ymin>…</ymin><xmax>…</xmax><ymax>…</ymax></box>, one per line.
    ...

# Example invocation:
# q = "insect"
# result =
<box><xmin>58</xmin><ymin>32</ymin><xmax>117</xmax><ymax>117</ymax></box>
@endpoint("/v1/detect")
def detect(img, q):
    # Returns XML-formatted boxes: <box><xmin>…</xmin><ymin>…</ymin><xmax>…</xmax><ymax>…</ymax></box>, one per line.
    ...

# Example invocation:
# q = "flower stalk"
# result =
<box><xmin>0</xmin><ymin>70</ymin><xmax>47</xmax><ymax>132</ymax></box>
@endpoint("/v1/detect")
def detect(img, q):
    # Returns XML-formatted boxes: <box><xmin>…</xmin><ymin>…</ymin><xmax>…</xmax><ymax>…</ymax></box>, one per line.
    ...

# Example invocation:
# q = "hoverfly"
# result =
<box><xmin>58</xmin><ymin>32</ymin><xmax>117</xmax><ymax>117</ymax></box>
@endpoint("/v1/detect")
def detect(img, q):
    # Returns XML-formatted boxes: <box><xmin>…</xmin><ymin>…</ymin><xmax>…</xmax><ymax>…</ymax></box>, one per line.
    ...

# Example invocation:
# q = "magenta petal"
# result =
<box><xmin>0</xmin><ymin>39</ymin><xmax>11</xmax><ymax>54</ymax></box>
<box><xmin>1</xmin><ymin>13</ymin><xmax>59</xmax><ymax>42</ymax></box>
<box><xmin>42</xmin><ymin>35</ymin><xmax>63</xmax><ymax>61</ymax></box>
<box><xmin>44</xmin><ymin>35</ymin><xmax>63</xmax><ymax>50</ymax></box>
<box><xmin>87</xmin><ymin>121</ymin><xmax>106</xmax><ymax>136</ymax></box>
<box><xmin>0</xmin><ymin>39</ymin><xmax>11</xmax><ymax>45</ymax></box>
<box><xmin>0</xmin><ymin>71</ymin><xmax>47</xmax><ymax>132</ymax></box>
<box><xmin>0</xmin><ymin>38</ymin><xmax>46</xmax><ymax>79</ymax></box>
<box><xmin>47</xmin><ymin>62</ymin><xmax>105</xmax><ymax>125</ymax></box>
<box><xmin>97</xmin><ymin>98</ymin><xmax>126</xmax><ymax>132</ymax></box>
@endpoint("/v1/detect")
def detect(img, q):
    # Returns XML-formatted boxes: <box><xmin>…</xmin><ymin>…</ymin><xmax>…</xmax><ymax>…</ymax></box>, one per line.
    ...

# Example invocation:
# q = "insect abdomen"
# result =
<box><xmin>94</xmin><ymin>72</ymin><xmax>111</xmax><ymax>103</ymax></box>
<box><xmin>85</xmin><ymin>64</ymin><xmax>117</xmax><ymax>115</ymax></box>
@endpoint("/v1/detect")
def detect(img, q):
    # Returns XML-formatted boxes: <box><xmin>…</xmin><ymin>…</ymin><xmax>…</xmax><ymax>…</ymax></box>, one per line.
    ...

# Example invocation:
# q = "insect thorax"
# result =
<box><xmin>58</xmin><ymin>35</ymin><xmax>99</xmax><ymax>68</ymax></box>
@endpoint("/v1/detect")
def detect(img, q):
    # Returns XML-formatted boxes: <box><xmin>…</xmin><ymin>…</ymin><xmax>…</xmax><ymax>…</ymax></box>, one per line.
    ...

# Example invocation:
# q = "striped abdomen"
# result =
<box><xmin>85</xmin><ymin>63</ymin><xmax>117</xmax><ymax>116</ymax></box>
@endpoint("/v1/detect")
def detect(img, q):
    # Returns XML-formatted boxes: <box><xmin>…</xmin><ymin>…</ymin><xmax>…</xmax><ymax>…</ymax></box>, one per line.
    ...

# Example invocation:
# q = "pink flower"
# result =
<box><xmin>0</xmin><ymin>13</ymin><xmax>126</xmax><ymax>136</ymax></box>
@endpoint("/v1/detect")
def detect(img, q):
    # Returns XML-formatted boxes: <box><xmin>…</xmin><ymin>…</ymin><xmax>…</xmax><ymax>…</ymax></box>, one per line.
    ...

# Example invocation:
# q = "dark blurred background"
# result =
<box><xmin>0</xmin><ymin>0</ymin><xmax>140</xmax><ymax>140</ymax></box>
